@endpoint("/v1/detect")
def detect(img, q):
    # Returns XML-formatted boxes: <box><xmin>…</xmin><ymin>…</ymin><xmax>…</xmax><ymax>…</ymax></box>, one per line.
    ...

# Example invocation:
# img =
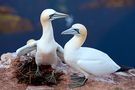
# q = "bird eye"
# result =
<box><xmin>49</xmin><ymin>13</ymin><xmax>55</xmax><ymax>19</ymax></box>
<box><xmin>74</xmin><ymin>29</ymin><xmax>80</xmax><ymax>34</ymax></box>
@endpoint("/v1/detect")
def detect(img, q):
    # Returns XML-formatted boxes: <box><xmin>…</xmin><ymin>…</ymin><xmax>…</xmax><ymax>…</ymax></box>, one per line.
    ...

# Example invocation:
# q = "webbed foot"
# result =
<box><xmin>35</xmin><ymin>66</ymin><xmax>42</xmax><ymax>77</ymax></box>
<box><xmin>46</xmin><ymin>70</ymin><xmax>57</xmax><ymax>84</ymax></box>
<box><xmin>69</xmin><ymin>76</ymin><xmax>88</xmax><ymax>89</ymax></box>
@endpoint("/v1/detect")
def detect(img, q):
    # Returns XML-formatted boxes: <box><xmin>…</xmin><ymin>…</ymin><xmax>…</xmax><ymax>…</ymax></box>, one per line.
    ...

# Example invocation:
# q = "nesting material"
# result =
<box><xmin>13</xmin><ymin>56</ymin><xmax>63</xmax><ymax>86</ymax></box>
<box><xmin>0</xmin><ymin>53</ymin><xmax>17</xmax><ymax>68</ymax></box>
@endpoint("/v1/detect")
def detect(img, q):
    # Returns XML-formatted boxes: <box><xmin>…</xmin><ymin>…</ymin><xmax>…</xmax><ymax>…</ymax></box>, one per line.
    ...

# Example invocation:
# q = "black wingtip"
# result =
<box><xmin>116</xmin><ymin>65</ymin><xmax>134</xmax><ymax>72</ymax></box>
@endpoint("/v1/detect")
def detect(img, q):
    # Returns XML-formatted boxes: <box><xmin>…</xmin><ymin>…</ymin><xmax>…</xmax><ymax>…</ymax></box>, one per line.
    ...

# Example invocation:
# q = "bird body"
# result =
<box><xmin>62</xmin><ymin>24</ymin><xmax>120</xmax><ymax>78</ymax></box>
<box><xmin>62</xmin><ymin>24</ymin><xmax>135</xmax><ymax>88</ymax></box>
<box><xmin>16</xmin><ymin>9</ymin><xmax>68</xmax><ymax>76</ymax></box>
<box><xmin>35</xmin><ymin>19</ymin><xmax>57</xmax><ymax>67</ymax></box>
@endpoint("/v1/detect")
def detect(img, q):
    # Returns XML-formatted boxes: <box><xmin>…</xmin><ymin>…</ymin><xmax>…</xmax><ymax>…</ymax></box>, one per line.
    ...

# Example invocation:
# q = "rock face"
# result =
<box><xmin>0</xmin><ymin>53</ymin><xmax>135</xmax><ymax>90</ymax></box>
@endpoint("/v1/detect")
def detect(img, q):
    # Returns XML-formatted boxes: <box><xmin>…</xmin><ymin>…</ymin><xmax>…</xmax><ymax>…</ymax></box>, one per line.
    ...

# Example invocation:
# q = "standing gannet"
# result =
<box><xmin>16</xmin><ymin>9</ymin><xmax>68</xmax><ymax>82</ymax></box>
<box><xmin>61</xmin><ymin>23</ymin><xmax>121</xmax><ymax>88</ymax></box>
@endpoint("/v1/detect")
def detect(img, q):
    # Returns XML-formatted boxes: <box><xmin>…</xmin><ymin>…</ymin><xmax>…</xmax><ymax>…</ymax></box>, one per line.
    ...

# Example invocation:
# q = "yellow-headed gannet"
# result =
<box><xmin>26</xmin><ymin>39</ymin><xmax>36</xmax><ymax>45</ymax></box>
<box><xmin>16</xmin><ymin>9</ymin><xmax>68</xmax><ymax>82</ymax></box>
<box><xmin>61</xmin><ymin>23</ymin><xmax>121</xmax><ymax>88</ymax></box>
<box><xmin>25</xmin><ymin>39</ymin><xmax>36</xmax><ymax>57</ymax></box>
<box><xmin>16</xmin><ymin>39</ymin><xmax>37</xmax><ymax>56</ymax></box>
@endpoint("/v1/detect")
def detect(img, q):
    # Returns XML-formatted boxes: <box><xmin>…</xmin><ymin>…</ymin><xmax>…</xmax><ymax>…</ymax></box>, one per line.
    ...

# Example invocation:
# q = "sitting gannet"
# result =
<box><xmin>61</xmin><ymin>24</ymin><xmax>121</xmax><ymax>88</ymax></box>
<box><xmin>16</xmin><ymin>39</ymin><xmax>36</xmax><ymax>57</ymax></box>
<box><xmin>26</xmin><ymin>39</ymin><xmax>36</xmax><ymax>45</ymax></box>
<box><xmin>16</xmin><ymin>9</ymin><xmax>68</xmax><ymax>82</ymax></box>
<box><xmin>16</xmin><ymin>39</ymin><xmax>37</xmax><ymax>67</ymax></box>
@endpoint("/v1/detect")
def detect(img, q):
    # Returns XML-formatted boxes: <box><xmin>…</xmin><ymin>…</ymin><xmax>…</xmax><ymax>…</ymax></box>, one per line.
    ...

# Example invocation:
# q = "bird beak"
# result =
<box><xmin>51</xmin><ymin>12</ymin><xmax>69</xmax><ymax>20</ymax></box>
<box><xmin>61</xmin><ymin>28</ymin><xmax>79</xmax><ymax>35</ymax></box>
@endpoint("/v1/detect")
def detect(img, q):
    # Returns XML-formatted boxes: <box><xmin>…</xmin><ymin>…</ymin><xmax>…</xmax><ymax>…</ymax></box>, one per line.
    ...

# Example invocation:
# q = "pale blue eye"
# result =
<box><xmin>74</xmin><ymin>29</ymin><xmax>80</xmax><ymax>34</ymax></box>
<box><xmin>49</xmin><ymin>13</ymin><xmax>55</xmax><ymax>19</ymax></box>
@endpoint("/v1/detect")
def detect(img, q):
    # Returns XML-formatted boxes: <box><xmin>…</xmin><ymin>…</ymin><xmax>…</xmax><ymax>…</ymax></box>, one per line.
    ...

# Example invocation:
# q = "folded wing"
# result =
<box><xmin>77</xmin><ymin>58</ymin><xmax>120</xmax><ymax>76</ymax></box>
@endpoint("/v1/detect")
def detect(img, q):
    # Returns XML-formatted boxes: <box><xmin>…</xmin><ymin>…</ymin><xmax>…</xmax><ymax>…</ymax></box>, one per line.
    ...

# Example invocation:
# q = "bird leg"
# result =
<box><xmin>46</xmin><ymin>70</ymin><xmax>57</xmax><ymax>84</ymax></box>
<box><xmin>69</xmin><ymin>76</ymin><xmax>88</xmax><ymax>89</ymax></box>
<box><xmin>35</xmin><ymin>66</ymin><xmax>42</xmax><ymax>76</ymax></box>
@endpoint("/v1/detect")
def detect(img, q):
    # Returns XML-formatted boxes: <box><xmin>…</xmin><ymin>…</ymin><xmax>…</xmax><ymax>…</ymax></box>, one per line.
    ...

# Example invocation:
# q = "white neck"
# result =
<box><xmin>40</xmin><ymin>21</ymin><xmax>55</xmax><ymax>42</ymax></box>
<box><xmin>64</xmin><ymin>35</ymin><xmax>86</xmax><ymax>51</ymax></box>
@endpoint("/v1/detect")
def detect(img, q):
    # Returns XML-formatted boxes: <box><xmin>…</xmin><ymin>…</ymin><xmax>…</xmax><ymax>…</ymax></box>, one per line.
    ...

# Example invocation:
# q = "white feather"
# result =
<box><xmin>63</xmin><ymin>24</ymin><xmax>121</xmax><ymax>78</ymax></box>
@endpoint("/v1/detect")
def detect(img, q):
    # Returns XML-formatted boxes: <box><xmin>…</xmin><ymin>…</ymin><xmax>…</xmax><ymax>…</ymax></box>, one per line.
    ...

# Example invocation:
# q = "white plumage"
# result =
<box><xmin>16</xmin><ymin>9</ymin><xmax>68</xmax><ymax>76</ymax></box>
<box><xmin>77</xmin><ymin>47</ymin><xmax>120</xmax><ymax>76</ymax></box>
<box><xmin>62</xmin><ymin>23</ymin><xmax>121</xmax><ymax>78</ymax></box>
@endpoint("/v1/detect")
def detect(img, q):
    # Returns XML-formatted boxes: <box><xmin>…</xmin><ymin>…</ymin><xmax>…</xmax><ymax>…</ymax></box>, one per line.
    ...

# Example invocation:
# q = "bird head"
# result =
<box><xmin>61</xmin><ymin>23</ymin><xmax>87</xmax><ymax>37</ymax></box>
<box><xmin>40</xmin><ymin>9</ymin><xmax>68</xmax><ymax>23</ymax></box>
<box><xmin>26</xmin><ymin>39</ymin><xmax>36</xmax><ymax>45</ymax></box>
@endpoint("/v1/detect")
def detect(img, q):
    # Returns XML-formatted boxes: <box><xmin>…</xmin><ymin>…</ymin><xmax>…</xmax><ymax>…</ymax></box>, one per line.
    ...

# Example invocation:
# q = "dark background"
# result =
<box><xmin>0</xmin><ymin>0</ymin><xmax>135</xmax><ymax>67</ymax></box>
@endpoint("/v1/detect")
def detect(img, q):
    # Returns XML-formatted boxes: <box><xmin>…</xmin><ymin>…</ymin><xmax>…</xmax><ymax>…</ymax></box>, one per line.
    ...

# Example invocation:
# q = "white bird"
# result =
<box><xmin>16</xmin><ymin>39</ymin><xmax>37</xmax><ymax>56</ymax></box>
<box><xmin>61</xmin><ymin>23</ymin><xmax>121</xmax><ymax>88</ymax></box>
<box><xmin>16</xmin><ymin>9</ymin><xmax>68</xmax><ymax>82</ymax></box>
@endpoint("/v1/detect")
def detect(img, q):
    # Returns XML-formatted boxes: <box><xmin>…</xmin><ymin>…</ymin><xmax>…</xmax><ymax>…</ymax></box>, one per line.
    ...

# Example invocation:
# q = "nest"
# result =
<box><xmin>13</xmin><ymin>56</ymin><xmax>63</xmax><ymax>86</ymax></box>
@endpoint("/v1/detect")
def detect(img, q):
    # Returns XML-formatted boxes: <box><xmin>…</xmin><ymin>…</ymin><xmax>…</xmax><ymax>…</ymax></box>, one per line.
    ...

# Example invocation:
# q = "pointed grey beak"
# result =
<box><xmin>61</xmin><ymin>28</ymin><xmax>79</xmax><ymax>35</ymax></box>
<box><xmin>50</xmin><ymin>12</ymin><xmax>69</xmax><ymax>20</ymax></box>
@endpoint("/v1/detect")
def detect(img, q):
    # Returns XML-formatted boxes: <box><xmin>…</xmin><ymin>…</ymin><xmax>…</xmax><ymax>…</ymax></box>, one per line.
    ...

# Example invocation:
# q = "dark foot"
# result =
<box><xmin>69</xmin><ymin>76</ymin><xmax>88</xmax><ymax>89</ymax></box>
<box><xmin>35</xmin><ymin>66</ymin><xmax>42</xmax><ymax>77</ymax></box>
<box><xmin>70</xmin><ymin>73</ymin><xmax>81</xmax><ymax>80</ymax></box>
<box><xmin>46</xmin><ymin>71</ymin><xmax>57</xmax><ymax>84</ymax></box>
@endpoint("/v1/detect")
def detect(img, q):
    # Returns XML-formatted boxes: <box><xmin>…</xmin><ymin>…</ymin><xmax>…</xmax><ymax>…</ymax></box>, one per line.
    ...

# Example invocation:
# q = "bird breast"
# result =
<box><xmin>64</xmin><ymin>49</ymin><xmax>78</xmax><ymax>65</ymax></box>
<box><xmin>36</xmin><ymin>48</ymin><xmax>57</xmax><ymax>65</ymax></box>
<box><xmin>36</xmin><ymin>41</ymin><xmax>58</xmax><ymax>65</ymax></box>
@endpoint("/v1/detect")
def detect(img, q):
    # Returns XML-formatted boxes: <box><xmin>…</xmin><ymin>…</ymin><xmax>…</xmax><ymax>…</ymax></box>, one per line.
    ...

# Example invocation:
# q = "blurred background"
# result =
<box><xmin>0</xmin><ymin>0</ymin><xmax>135</xmax><ymax>67</ymax></box>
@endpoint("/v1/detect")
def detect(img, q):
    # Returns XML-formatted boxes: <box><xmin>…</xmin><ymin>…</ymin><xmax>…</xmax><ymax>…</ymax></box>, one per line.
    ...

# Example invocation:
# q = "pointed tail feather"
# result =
<box><xmin>116</xmin><ymin>65</ymin><xmax>133</xmax><ymax>72</ymax></box>
<box><xmin>115</xmin><ymin>65</ymin><xmax>135</xmax><ymax>77</ymax></box>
